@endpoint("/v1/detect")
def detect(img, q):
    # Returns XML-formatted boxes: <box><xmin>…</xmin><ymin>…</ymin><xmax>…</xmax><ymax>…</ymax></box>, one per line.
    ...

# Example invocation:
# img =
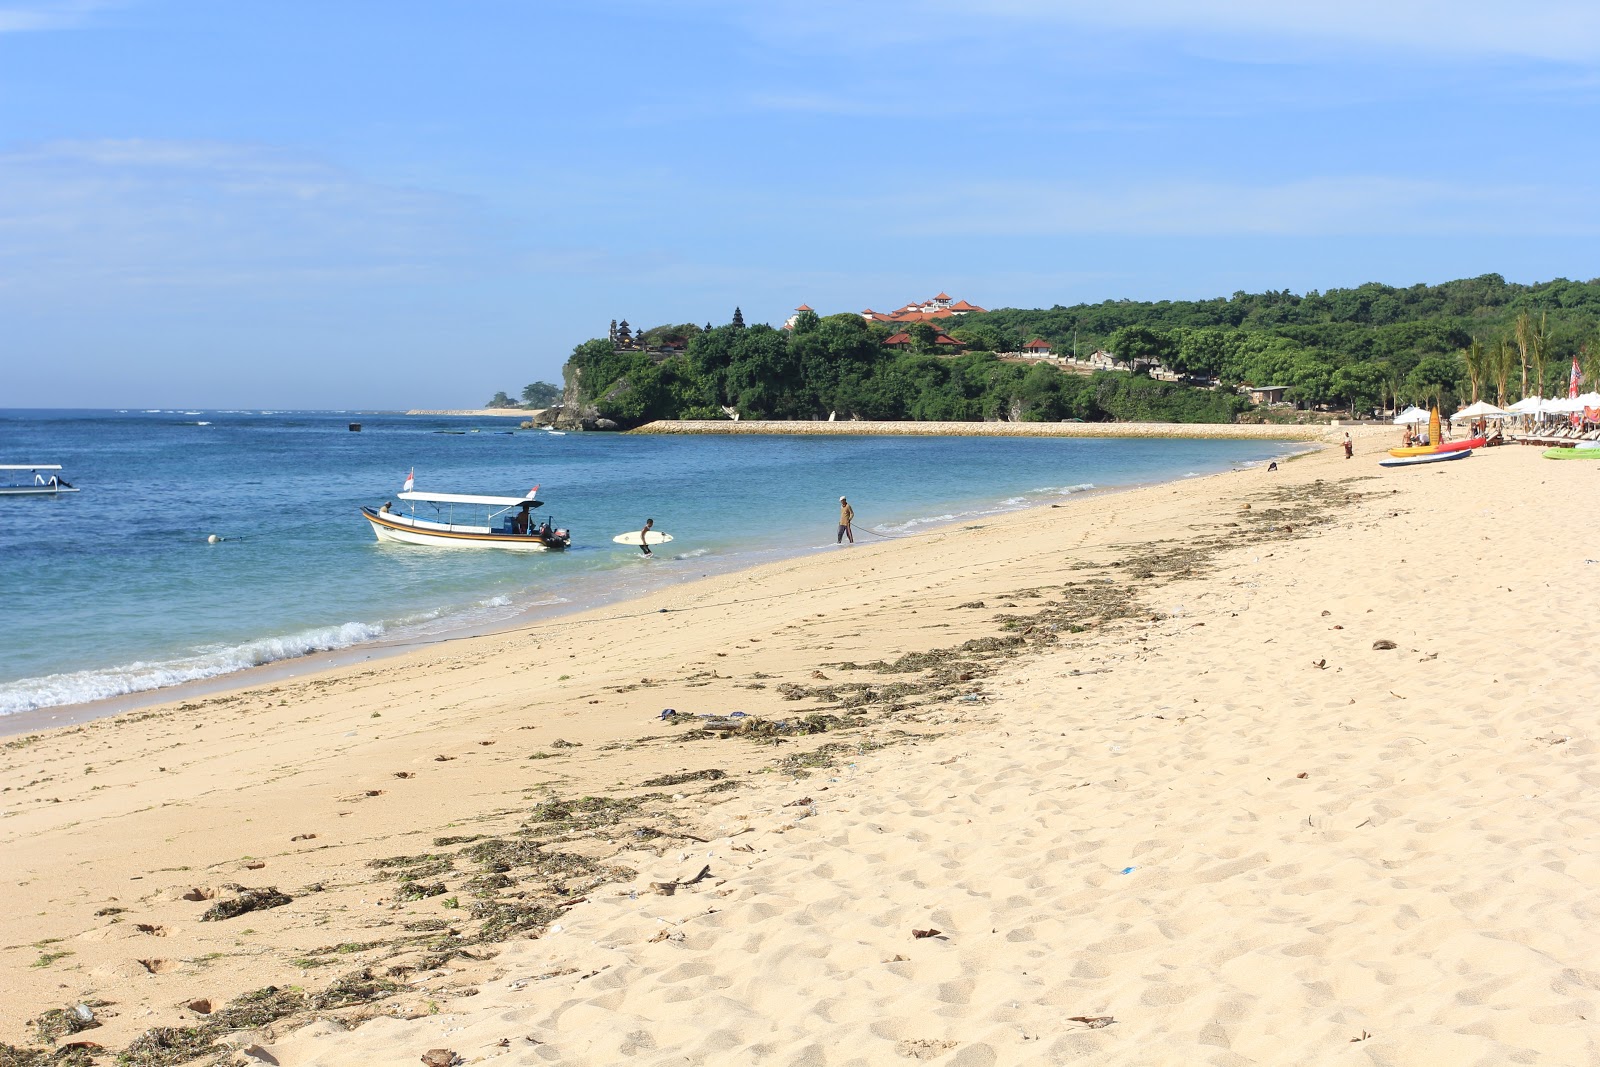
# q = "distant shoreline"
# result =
<box><xmin>404</xmin><ymin>408</ymin><xmax>538</xmax><ymax>417</ymax></box>
<box><xmin>633</xmin><ymin>418</ymin><xmax>1356</xmax><ymax>441</ymax></box>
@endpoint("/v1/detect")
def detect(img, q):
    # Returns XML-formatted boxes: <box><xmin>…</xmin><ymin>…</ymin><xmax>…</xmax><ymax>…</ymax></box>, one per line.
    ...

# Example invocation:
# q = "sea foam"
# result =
<box><xmin>0</xmin><ymin>620</ymin><xmax>385</xmax><ymax>717</ymax></box>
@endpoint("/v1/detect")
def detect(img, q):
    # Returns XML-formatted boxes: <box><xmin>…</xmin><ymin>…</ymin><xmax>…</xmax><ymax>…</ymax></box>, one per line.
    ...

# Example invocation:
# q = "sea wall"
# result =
<box><xmin>632</xmin><ymin>419</ymin><xmax>1359</xmax><ymax>441</ymax></box>
<box><xmin>404</xmin><ymin>408</ymin><xmax>540</xmax><ymax>417</ymax></box>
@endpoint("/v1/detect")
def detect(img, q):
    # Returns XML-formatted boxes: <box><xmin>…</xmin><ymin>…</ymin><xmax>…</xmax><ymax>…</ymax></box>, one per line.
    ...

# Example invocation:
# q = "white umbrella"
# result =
<box><xmin>1546</xmin><ymin>396</ymin><xmax>1584</xmax><ymax>414</ymax></box>
<box><xmin>1506</xmin><ymin>396</ymin><xmax>1548</xmax><ymax>415</ymax></box>
<box><xmin>1578</xmin><ymin>391</ymin><xmax>1600</xmax><ymax>408</ymax></box>
<box><xmin>1393</xmin><ymin>405</ymin><xmax>1430</xmax><ymax>425</ymax></box>
<box><xmin>1450</xmin><ymin>400</ymin><xmax>1512</xmax><ymax>421</ymax></box>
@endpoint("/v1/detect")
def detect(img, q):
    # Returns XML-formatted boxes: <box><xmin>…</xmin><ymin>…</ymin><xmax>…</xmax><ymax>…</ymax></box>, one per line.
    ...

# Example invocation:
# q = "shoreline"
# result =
<box><xmin>633</xmin><ymin>418</ymin><xmax>1357</xmax><ymax>439</ymax></box>
<box><xmin>0</xmin><ymin>437</ymin><xmax>1321</xmax><ymax>734</ymax></box>
<box><xmin>403</xmin><ymin>408</ymin><xmax>537</xmax><ymax>417</ymax></box>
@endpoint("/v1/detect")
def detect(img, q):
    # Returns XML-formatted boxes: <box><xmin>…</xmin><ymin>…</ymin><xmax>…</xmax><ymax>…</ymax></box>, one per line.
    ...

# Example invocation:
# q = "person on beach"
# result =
<box><xmin>639</xmin><ymin>518</ymin><xmax>655</xmax><ymax>556</ymax></box>
<box><xmin>837</xmin><ymin>497</ymin><xmax>854</xmax><ymax>544</ymax></box>
<box><xmin>1343</xmin><ymin>433</ymin><xmax>1353</xmax><ymax>459</ymax></box>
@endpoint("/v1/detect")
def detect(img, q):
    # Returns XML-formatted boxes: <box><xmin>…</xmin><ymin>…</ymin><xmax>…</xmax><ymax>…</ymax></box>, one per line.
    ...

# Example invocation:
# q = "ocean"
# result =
<box><xmin>0</xmin><ymin>410</ymin><xmax>1295</xmax><ymax>719</ymax></box>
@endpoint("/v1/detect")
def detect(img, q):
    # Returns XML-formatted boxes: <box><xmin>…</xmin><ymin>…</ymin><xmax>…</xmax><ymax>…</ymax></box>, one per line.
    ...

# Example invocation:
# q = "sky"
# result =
<box><xmin>3</xmin><ymin>0</ymin><xmax>1599</xmax><ymax>408</ymax></box>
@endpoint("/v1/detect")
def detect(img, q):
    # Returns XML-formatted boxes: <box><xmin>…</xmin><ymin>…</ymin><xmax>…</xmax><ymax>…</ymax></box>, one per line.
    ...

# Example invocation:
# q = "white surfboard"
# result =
<box><xmin>612</xmin><ymin>530</ymin><xmax>674</xmax><ymax>546</ymax></box>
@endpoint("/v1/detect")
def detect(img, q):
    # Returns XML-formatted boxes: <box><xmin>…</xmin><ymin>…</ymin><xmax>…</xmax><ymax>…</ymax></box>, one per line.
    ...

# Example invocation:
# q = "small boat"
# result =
<box><xmin>1380</xmin><ymin>449</ymin><xmax>1473</xmax><ymax>468</ymax></box>
<box><xmin>362</xmin><ymin>484</ymin><xmax>571</xmax><ymax>551</ymax></box>
<box><xmin>1542</xmin><ymin>446</ymin><xmax>1600</xmax><ymax>460</ymax></box>
<box><xmin>0</xmin><ymin>465</ymin><xmax>78</xmax><ymax>496</ymax></box>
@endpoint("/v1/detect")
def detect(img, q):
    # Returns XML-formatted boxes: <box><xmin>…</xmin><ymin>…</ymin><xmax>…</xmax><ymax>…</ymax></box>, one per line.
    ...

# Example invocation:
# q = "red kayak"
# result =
<box><xmin>1389</xmin><ymin>436</ymin><xmax>1486</xmax><ymax>458</ymax></box>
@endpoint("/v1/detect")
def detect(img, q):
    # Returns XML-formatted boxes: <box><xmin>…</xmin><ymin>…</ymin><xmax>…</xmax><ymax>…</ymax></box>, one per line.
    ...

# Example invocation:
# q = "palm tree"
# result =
<box><xmin>1513</xmin><ymin>311</ymin><xmax>1534</xmax><ymax>398</ymax></box>
<box><xmin>1462</xmin><ymin>338</ymin><xmax>1486</xmax><ymax>404</ymax></box>
<box><xmin>1532</xmin><ymin>311</ymin><xmax>1550</xmax><ymax>397</ymax></box>
<box><xmin>1490</xmin><ymin>337</ymin><xmax>1514</xmax><ymax>407</ymax></box>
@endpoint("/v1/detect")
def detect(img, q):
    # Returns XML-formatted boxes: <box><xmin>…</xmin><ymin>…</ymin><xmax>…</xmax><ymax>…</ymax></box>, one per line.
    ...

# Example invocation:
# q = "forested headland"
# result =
<box><xmin>542</xmin><ymin>274</ymin><xmax>1600</xmax><ymax>429</ymax></box>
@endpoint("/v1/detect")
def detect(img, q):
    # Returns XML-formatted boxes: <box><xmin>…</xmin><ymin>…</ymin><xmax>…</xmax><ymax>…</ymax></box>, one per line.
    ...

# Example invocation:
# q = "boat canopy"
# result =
<box><xmin>397</xmin><ymin>491</ymin><xmax>541</xmax><ymax>507</ymax></box>
<box><xmin>0</xmin><ymin>464</ymin><xmax>62</xmax><ymax>470</ymax></box>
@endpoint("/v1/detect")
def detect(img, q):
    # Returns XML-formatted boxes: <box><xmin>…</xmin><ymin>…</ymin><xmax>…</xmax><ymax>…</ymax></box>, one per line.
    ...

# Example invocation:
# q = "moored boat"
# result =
<box><xmin>361</xmin><ymin>478</ymin><xmax>570</xmax><ymax>551</ymax></box>
<box><xmin>1379</xmin><ymin>449</ymin><xmax>1473</xmax><ymax>468</ymax></box>
<box><xmin>1387</xmin><ymin>436</ymin><xmax>1485</xmax><ymax>458</ymax></box>
<box><xmin>0</xmin><ymin>465</ymin><xmax>78</xmax><ymax>496</ymax></box>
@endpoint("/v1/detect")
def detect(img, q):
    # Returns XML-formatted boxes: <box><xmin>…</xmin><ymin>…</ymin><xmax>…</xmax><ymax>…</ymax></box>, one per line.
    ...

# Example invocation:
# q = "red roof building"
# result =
<box><xmin>862</xmin><ymin>292</ymin><xmax>988</xmax><ymax>324</ymax></box>
<box><xmin>1023</xmin><ymin>338</ymin><xmax>1053</xmax><ymax>354</ymax></box>
<box><xmin>884</xmin><ymin>330</ymin><xmax>964</xmax><ymax>351</ymax></box>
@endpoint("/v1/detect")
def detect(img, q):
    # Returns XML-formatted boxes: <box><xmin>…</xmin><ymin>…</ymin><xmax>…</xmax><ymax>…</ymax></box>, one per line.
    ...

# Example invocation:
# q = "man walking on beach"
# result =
<box><xmin>1343</xmin><ymin>432</ymin><xmax>1353</xmax><ymax>459</ymax></box>
<box><xmin>837</xmin><ymin>496</ymin><xmax>854</xmax><ymax>544</ymax></box>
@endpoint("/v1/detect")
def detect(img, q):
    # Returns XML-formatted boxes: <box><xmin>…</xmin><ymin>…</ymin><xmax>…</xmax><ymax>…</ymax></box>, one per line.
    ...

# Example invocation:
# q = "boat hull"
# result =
<box><xmin>0</xmin><ymin>485</ymin><xmax>78</xmax><ymax>496</ymax></box>
<box><xmin>1379</xmin><ymin>449</ymin><xmax>1473</xmax><ymax>468</ymax></box>
<box><xmin>361</xmin><ymin>508</ymin><xmax>567</xmax><ymax>552</ymax></box>
<box><xmin>1387</xmin><ymin>437</ymin><xmax>1485</xmax><ymax>458</ymax></box>
<box><xmin>1542</xmin><ymin>446</ymin><xmax>1600</xmax><ymax>460</ymax></box>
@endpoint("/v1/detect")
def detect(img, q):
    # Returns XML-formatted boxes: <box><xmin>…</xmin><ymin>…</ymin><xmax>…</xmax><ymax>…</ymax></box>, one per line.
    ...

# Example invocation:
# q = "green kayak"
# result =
<box><xmin>1542</xmin><ymin>447</ymin><xmax>1600</xmax><ymax>459</ymax></box>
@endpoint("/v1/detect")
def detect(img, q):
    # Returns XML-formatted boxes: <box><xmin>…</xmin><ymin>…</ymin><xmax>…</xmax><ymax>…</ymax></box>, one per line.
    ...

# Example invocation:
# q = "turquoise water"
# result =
<box><xmin>0</xmin><ymin>410</ymin><xmax>1294</xmax><ymax>716</ymax></box>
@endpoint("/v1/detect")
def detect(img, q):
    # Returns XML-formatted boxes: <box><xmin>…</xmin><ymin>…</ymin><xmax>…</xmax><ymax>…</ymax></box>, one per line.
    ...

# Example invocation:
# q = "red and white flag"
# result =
<box><xmin>527</xmin><ymin>483</ymin><xmax>539</xmax><ymax>499</ymax></box>
<box><xmin>402</xmin><ymin>468</ymin><xmax>415</xmax><ymax>493</ymax></box>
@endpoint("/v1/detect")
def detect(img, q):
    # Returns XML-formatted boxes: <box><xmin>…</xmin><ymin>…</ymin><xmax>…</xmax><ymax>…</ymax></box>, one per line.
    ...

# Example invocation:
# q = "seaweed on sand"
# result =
<box><xmin>393</xmin><ymin>881</ymin><xmax>447</xmax><ymax>902</ymax></box>
<box><xmin>200</xmin><ymin>886</ymin><xmax>292</xmax><ymax>922</ymax></box>
<box><xmin>468</xmin><ymin>900</ymin><xmax>565</xmax><ymax>943</ymax></box>
<box><xmin>640</xmin><ymin>769</ymin><xmax>726</xmax><ymax>787</ymax></box>
<box><xmin>206</xmin><ymin>986</ymin><xmax>308</xmax><ymax>1029</ymax></box>
<box><xmin>524</xmin><ymin>795</ymin><xmax>658</xmax><ymax>833</ymax></box>
<box><xmin>1</xmin><ymin>1048</ymin><xmax>96</xmax><ymax>1067</ymax></box>
<box><xmin>114</xmin><ymin>1027</ymin><xmax>217</xmax><ymax>1067</ymax></box>
<box><xmin>29</xmin><ymin>1006</ymin><xmax>99</xmax><ymax>1045</ymax></box>
<box><xmin>309</xmin><ymin>969</ymin><xmax>402</xmax><ymax>1010</ymax></box>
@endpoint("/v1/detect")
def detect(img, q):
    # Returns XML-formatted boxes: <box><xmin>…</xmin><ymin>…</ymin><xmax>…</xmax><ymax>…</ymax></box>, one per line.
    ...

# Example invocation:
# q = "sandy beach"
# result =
<box><xmin>4</xmin><ymin>430</ymin><xmax>1598</xmax><ymax>1066</ymax></box>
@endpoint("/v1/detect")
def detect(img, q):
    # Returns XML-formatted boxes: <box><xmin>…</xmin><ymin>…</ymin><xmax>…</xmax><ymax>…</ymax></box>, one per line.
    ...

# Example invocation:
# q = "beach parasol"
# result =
<box><xmin>1506</xmin><ymin>396</ymin><xmax>1550</xmax><ymax>416</ymax></box>
<box><xmin>1393</xmin><ymin>405</ymin><xmax>1430</xmax><ymax>425</ymax></box>
<box><xmin>1449</xmin><ymin>400</ymin><xmax>1512</xmax><ymax>421</ymax></box>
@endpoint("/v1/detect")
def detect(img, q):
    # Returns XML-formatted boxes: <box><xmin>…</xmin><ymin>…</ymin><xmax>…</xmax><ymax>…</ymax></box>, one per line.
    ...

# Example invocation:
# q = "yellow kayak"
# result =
<box><xmin>1388</xmin><ymin>437</ymin><xmax>1485</xmax><ymax>458</ymax></box>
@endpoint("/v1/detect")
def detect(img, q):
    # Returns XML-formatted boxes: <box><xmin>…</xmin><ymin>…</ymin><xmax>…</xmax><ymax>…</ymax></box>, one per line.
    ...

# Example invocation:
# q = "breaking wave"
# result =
<box><xmin>0</xmin><ymin>620</ymin><xmax>387</xmax><ymax>717</ymax></box>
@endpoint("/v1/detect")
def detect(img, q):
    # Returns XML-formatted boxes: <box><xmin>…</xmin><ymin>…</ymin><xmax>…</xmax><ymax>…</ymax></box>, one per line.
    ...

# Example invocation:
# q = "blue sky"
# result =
<box><xmin>3</xmin><ymin>0</ymin><xmax>1599</xmax><ymax>408</ymax></box>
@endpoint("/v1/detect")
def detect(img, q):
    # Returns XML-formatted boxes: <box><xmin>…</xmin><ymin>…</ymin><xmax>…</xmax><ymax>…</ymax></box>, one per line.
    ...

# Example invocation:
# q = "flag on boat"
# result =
<box><xmin>403</xmin><ymin>468</ymin><xmax>415</xmax><ymax>493</ymax></box>
<box><xmin>527</xmin><ymin>484</ymin><xmax>539</xmax><ymax>499</ymax></box>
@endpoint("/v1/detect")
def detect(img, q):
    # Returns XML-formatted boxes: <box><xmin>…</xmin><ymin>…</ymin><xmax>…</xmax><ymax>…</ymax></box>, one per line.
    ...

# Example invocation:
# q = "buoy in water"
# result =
<box><xmin>207</xmin><ymin>534</ymin><xmax>221</xmax><ymax>544</ymax></box>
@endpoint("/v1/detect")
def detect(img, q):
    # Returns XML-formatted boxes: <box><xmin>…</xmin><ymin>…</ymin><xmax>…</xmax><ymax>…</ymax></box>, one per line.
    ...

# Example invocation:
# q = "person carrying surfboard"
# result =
<box><xmin>639</xmin><ymin>518</ymin><xmax>655</xmax><ymax>556</ymax></box>
<box><xmin>837</xmin><ymin>497</ymin><xmax>854</xmax><ymax>544</ymax></box>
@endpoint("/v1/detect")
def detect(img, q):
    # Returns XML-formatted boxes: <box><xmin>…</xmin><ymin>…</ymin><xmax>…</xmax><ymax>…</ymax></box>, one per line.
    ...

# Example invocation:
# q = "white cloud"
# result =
<box><xmin>697</xmin><ymin>0</ymin><xmax>1600</xmax><ymax>63</ymax></box>
<box><xmin>984</xmin><ymin>0</ymin><xmax>1600</xmax><ymax>61</ymax></box>
<box><xmin>872</xmin><ymin>175</ymin><xmax>1600</xmax><ymax>238</ymax></box>
<box><xmin>0</xmin><ymin>0</ymin><xmax>116</xmax><ymax>32</ymax></box>
<box><xmin>0</xmin><ymin>139</ymin><xmax>504</xmax><ymax>291</ymax></box>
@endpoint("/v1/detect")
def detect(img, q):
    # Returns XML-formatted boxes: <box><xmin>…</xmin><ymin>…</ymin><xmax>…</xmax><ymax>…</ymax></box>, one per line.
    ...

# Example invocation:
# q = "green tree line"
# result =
<box><xmin>555</xmin><ymin>274</ymin><xmax>1600</xmax><ymax>427</ymax></box>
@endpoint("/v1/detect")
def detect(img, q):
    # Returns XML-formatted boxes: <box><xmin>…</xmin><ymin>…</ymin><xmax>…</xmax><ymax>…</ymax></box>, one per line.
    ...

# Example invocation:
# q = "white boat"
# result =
<box><xmin>1379</xmin><ymin>449</ymin><xmax>1473</xmax><ymax>468</ymax></box>
<box><xmin>0</xmin><ymin>465</ymin><xmax>78</xmax><ymax>497</ymax></box>
<box><xmin>361</xmin><ymin>484</ymin><xmax>570</xmax><ymax>551</ymax></box>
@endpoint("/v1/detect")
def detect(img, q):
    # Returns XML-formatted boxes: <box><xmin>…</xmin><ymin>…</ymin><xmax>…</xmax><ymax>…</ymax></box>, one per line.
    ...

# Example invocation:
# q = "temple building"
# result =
<box><xmin>860</xmin><ymin>292</ymin><xmax>987</xmax><ymax>324</ymax></box>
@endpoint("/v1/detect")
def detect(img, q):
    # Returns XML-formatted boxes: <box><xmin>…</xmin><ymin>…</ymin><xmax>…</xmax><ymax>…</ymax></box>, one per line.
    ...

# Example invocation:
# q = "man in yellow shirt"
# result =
<box><xmin>837</xmin><ymin>496</ymin><xmax>854</xmax><ymax>544</ymax></box>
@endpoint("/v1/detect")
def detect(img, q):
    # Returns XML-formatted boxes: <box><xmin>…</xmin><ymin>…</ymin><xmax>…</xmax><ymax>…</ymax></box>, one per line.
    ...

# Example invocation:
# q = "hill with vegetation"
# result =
<box><xmin>547</xmin><ymin>274</ymin><xmax>1600</xmax><ymax>429</ymax></box>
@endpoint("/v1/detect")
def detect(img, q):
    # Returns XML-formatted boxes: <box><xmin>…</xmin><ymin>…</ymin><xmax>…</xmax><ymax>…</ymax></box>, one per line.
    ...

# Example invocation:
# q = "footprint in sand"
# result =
<box><xmin>139</xmin><ymin>958</ymin><xmax>178</xmax><ymax>974</ymax></box>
